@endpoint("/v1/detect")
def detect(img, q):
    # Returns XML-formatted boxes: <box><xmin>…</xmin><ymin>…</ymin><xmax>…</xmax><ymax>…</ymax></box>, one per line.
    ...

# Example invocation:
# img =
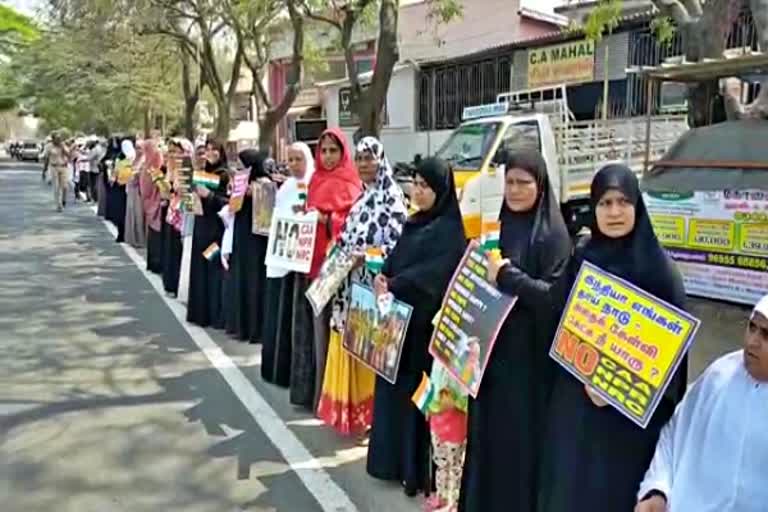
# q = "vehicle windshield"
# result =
<box><xmin>436</xmin><ymin>122</ymin><xmax>501</xmax><ymax>169</ymax></box>
<box><xmin>23</xmin><ymin>142</ymin><xmax>38</xmax><ymax>148</ymax></box>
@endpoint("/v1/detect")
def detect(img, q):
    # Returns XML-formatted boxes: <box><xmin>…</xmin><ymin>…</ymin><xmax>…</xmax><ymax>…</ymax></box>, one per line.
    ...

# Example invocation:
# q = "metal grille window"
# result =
<box><xmin>418</xmin><ymin>55</ymin><xmax>511</xmax><ymax>131</ymax></box>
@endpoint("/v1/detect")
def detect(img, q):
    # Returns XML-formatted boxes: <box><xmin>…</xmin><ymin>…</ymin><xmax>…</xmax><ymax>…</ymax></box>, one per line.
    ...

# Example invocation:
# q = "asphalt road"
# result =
<box><xmin>0</xmin><ymin>158</ymin><xmax>749</xmax><ymax>511</ymax></box>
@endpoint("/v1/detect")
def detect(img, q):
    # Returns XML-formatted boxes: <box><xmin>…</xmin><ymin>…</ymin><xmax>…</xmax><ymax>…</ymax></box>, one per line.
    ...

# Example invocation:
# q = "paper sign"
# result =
<box><xmin>264</xmin><ymin>210</ymin><xmax>318</xmax><ymax>274</ymax></box>
<box><xmin>252</xmin><ymin>180</ymin><xmax>277</xmax><ymax>235</ymax></box>
<box><xmin>428</xmin><ymin>242</ymin><xmax>517</xmax><ymax>398</ymax></box>
<box><xmin>549</xmin><ymin>261</ymin><xmax>700</xmax><ymax>428</ymax></box>
<box><xmin>342</xmin><ymin>283</ymin><xmax>413</xmax><ymax>384</ymax></box>
<box><xmin>305</xmin><ymin>245</ymin><xmax>357</xmax><ymax>316</ymax></box>
<box><xmin>228</xmin><ymin>171</ymin><xmax>250</xmax><ymax>213</ymax></box>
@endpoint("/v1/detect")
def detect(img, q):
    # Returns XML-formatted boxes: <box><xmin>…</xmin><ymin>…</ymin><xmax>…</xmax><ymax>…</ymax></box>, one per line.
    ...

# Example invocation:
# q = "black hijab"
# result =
<box><xmin>580</xmin><ymin>164</ymin><xmax>685</xmax><ymax>307</ymax></box>
<box><xmin>204</xmin><ymin>140</ymin><xmax>228</xmax><ymax>173</ymax></box>
<box><xmin>499</xmin><ymin>150</ymin><xmax>571</xmax><ymax>278</ymax></box>
<box><xmin>383</xmin><ymin>158</ymin><xmax>467</xmax><ymax>302</ymax></box>
<box><xmin>238</xmin><ymin>148</ymin><xmax>269</xmax><ymax>182</ymax></box>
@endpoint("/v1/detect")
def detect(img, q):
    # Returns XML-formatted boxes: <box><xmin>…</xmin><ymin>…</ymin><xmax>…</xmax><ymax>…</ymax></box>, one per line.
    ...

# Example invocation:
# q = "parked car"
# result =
<box><xmin>19</xmin><ymin>140</ymin><xmax>42</xmax><ymax>162</ymax></box>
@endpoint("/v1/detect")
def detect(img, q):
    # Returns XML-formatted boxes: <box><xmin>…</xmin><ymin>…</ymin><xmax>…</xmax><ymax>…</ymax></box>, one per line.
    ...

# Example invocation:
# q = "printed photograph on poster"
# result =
<box><xmin>228</xmin><ymin>171</ymin><xmax>250</xmax><ymax>213</ymax></box>
<box><xmin>305</xmin><ymin>245</ymin><xmax>358</xmax><ymax>316</ymax></box>
<box><xmin>428</xmin><ymin>242</ymin><xmax>517</xmax><ymax>398</ymax></box>
<box><xmin>342</xmin><ymin>283</ymin><xmax>413</xmax><ymax>384</ymax></box>
<box><xmin>264</xmin><ymin>210</ymin><xmax>318</xmax><ymax>274</ymax></box>
<box><xmin>645</xmin><ymin>189</ymin><xmax>768</xmax><ymax>305</ymax></box>
<box><xmin>549</xmin><ymin>261</ymin><xmax>701</xmax><ymax>429</ymax></box>
<box><xmin>252</xmin><ymin>180</ymin><xmax>277</xmax><ymax>235</ymax></box>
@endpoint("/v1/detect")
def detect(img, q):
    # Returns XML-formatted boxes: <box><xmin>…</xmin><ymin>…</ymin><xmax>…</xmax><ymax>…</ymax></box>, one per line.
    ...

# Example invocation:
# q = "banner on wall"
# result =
<box><xmin>527</xmin><ymin>39</ymin><xmax>595</xmax><ymax>88</ymax></box>
<box><xmin>645</xmin><ymin>190</ymin><xmax>768</xmax><ymax>305</ymax></box>
<box><xmin>550</xmin><ymin>262</ymin><xmax>700</xmax><ymax>429</ymax></box>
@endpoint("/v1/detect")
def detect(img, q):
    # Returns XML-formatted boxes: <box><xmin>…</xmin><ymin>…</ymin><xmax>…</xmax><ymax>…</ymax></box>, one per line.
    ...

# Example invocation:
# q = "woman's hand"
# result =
<box><xmin>315</xmin><ymin>211</ymin><xmax>328</xmax><ymax>224</ymax></box>
<box><xmin>634</xmin><ymin>496</ymin><xmax>667</xmax><ymax>512</ymax></box>
<box><xmin>292</xmin><ymin>204</ymin><xmax>305</xmax><ymax>214</ymax></box>
<box><xmin>271</xmin><ymin>173</ymin><xmax>287</xmax><ymax>184</ymax></box>
<box><xmin>486</xmin><ymin>253</ymin><xmax>510</xmax><ymax>284</ymax></box>
<box><xmin>374</xmin><ymin>274</ymin><xmax>388</xmax><ymax>297</ymax></box>
<box><xmin>585</xmin><ymin>385</ymin><xmax>608</xmax><ymax>408</ymax></box>
<box><xmin>351</xmin><ymin>251</ymin><xmax>365</xmax><ymax>269</ymax></box>
<box><xmin>196</xmin><ymin>186</ymin><xmax>210</xmax><ymax>198</ymax></box>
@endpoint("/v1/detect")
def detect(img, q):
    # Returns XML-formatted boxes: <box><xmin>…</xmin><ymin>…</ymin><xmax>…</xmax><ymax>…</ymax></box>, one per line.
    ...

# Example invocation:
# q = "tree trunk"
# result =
<box><xmin>180</xmin><ymin>46</ymin><xmax>199</xmax><ymax>140</ymax></box>
<box><xmin>258</xmin><ymin>116</ymin><xmax>278</xmax><ymax>152</ymax></box>
<box><xmin>214</xmin><ymin>98</ymin><xmax>231</xmax><ymax>141</ymax></box>
<box><xmin>356</xmin><ymin>0</ymin><xmax>399</xmax><ymax>138</ymax></box>
<box><xmin>143</xmin><ymin>106</ymin><xmax>152</xmax><ymax>138</ymax></box>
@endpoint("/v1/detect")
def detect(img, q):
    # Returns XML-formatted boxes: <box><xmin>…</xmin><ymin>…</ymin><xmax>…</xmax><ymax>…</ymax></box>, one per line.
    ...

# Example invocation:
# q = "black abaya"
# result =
<box><xmin>186</xmin><ymin>167</ymin><xmax>229</xmax><ymax>328</ymax></box>
<box><xmin>261</xmin><ymin>274</ymin><xmax>295</xmax><ymax>387</ymax></box>
<box><xmin>366</xmin><ymin>158</ymin><xmax>467</xmax><ymax>494</ymax></box>
<box><xmin>537</xmin><ymin>164</ymin><xmax>688</xmax><ymax>512</ymax></box>
<box><xmin>162</xmin><ymin>212</ymin><xmax>182</xmax><ymax>295</ymax></box>
<box><xmin>106</xmin><ymin>183</ymin><xmax>127</xmax><ymax>243</ymax></box>
<box><xmin>459</xmin><ymin>151</ymin><xmax>572</xmax><ymax>512</ymax></box>
<box><xmin>147</xmin><ymin>223</ymin><xmax>164</xmax><ymax>274</ymax></box>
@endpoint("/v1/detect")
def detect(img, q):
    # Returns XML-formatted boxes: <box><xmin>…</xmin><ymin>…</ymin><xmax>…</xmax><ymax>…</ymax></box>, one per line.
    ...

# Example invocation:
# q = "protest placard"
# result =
<box><xmin>252</xmin><ymin>180</ymin><xmax>277</xmax><ymax>235</ymax></box>
<box><xmin>264</xmin><ymin>210</ymin><xmax>318</xmax><ymax>274</ymax></box>
<box><xmin>549</xmin><ymin>261</ymin><xmax>700</xmax><ymax>428</ymax></box>
<box><xmin>428</xmin><ymin>242</ymin><xmax>517</xmax><ymax>398</ymax></box>
<box><xmin>305</xmin><ymin>245</ymin><xmax>358</xmax><ymax>316</ymax></box>
<box><xmin>228</xmin><ymin>171</ymin><xmax>250</xmax><ymax>213</ymax></box>
<box><xmin>342</xmin><ymin>283</ymin><xmax>413</xmax><ymax>384</ymax></box>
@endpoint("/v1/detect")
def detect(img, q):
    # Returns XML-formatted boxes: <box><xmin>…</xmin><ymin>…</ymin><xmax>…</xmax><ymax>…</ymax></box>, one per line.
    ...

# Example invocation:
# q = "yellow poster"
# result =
<box><xmin>550</xmin><ymin>262</ymin><xmax>700</xmax><ymax>428</ymax></box>
<box><xmin>528</xmin><ymin>40</ymin><xmax>595</xmax><ymax>87</ymax></box>
<box><xmin>739</xmin><ymin>223</ymin><xmax>768</xmax><ymax>256</ymax></box>
<box><xmin>688</xmin><ymin>219</ymin><xmax>736</xmax><ymax>251</ymax></box>
<box><xmin>650</xmin><ymin>215</ymin><xmax>686</xmax><ymax>246</ymax></box>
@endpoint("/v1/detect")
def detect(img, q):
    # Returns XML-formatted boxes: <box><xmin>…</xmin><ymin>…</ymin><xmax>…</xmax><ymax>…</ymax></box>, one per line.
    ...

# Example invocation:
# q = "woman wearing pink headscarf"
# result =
<box><xmin>140</xmin><ymin>139</ymin><xmax>166</xmax><ymax>274</ymax></box>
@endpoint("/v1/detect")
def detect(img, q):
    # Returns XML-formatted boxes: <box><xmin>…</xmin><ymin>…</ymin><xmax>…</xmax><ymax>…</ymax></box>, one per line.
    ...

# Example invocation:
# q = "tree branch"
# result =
<box><xmin>651</xmin><ymin>0</ymin><xmax>692</xmax><ymax>24</ymax></box>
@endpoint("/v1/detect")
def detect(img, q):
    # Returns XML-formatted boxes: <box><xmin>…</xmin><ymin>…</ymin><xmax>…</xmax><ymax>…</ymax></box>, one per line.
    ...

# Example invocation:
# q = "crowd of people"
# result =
<box><xmin>48</xmin><ymin>125</ymin><xmax>766</xmax><ymax>512</ymax></box>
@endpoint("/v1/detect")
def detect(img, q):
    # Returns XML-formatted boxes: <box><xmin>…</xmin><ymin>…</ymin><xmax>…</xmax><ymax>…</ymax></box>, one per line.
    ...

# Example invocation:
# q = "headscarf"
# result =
<box><xmin>139</xmin><ymin>139</ymin><xmax>165</xmax><ymax>232</ymax></box>
<box><xmin>754</xmin><ymin>294</ymin><xmax>768</xmax><ymax>320</ymax></box>
<box><xmin>239</xmin><ymin>148</ymin><xmax>269</xmax><ymax>182</ymax></box>
<box><xmin>337</xmin><ymin>136</ymin><xmax>408</xmax><ymax>255</ymax></box>
<box><xmin>576</xmin><ymin>163</ymin><xmax>688</xmax><ymax>404</ymax></box>
<box><xmin>121</xmin><ymin>139</ymin><xmax>136</xmax><ymax>161</ymax></box>
<box><xmin>407</xmin><ymin>157</ymin><xmax>463</xmax><ymax>226</ymax></box>
<box><xmin>171</xmin><ymin>137</ymin><xmax>194</xmax><ymax>157</ymax></box>
<box><xmin>204</xmin><ymin>140</ymin><xmax>228</xmax><ymax>173</ymax></box>
<box><xmin>499</xmin><ymin>150</ymin><xmax>571</xmax><ymax>278</ymax></box>
<box><xmin>306</xmin><ymin>128</ymin><xmax>363</xmax><ymax>279</ymax></box>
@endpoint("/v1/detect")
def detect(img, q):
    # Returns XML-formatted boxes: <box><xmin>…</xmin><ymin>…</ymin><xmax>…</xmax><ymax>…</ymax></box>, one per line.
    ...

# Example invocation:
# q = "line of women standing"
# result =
<box><xmin>95</xmin><ymin>128</ymin><xmax>689</xmax><ymax>512</ymax></box>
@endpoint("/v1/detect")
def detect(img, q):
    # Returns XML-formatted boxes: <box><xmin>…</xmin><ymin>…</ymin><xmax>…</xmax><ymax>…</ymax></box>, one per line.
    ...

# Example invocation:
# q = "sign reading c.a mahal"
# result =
<box><xmin>527</xmin><ymin>40</ymin><xmax>595</xmax><ymax>88</ymax></box>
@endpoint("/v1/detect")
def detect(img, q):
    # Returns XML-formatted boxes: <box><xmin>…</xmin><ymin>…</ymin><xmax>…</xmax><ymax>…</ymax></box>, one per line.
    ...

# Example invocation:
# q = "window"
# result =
<box><xmin>435</xmin><ymin>122</ymin><xmax>502</xmax><ymax>169</ymax></box>
<box><xmin>497</xmin><ymin>121</ymin><xmax>541</xmax><ymax>156</ymax></box>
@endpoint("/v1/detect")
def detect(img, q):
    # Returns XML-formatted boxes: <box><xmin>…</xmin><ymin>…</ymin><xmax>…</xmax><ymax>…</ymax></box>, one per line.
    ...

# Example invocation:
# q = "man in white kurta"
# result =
<box><xmin>635</xmin><ymin>294</ymin><xmax>768</xmax><ymax>512</ymax></box>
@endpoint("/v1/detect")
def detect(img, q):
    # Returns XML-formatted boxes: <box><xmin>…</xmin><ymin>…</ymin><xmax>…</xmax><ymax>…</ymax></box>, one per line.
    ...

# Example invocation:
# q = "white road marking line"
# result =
<box><xmin>98</xmin><ymin>216</ymin><xmax>358</xmax><ymax>512</ymax></box>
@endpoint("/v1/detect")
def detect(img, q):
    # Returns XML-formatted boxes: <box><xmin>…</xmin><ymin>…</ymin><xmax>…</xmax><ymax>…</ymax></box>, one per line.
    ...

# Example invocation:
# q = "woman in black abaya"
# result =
<box><xmin>537</xmin><ymin>164</ymin><xmax>688</xmax><ymax>512</ymax></box>
<box><xmin>459</xmin><ymin>151</ymin><xmax>571</xmax><ymax>512</ymax></box>
<box><xmin>104</xmin><ymin>137</ymin><xmax>128</xmax><ymax>243</ymax></box>
<box><xmin>186</xmin><ymin>140</ymin><xmax>230</xmax><ymax>328</ymax></box>
<box><xmin>366</xmin><ymin>158</ymin><xmax>466</xmax><ymax>497</ymax></box>
<box><xmin>162</xmin><ymin>139</ymin><xmax>192</xmax><ymax>297</ymax></box>
<box><xmin>225</xmin><ymin>149</ymin><xmax>269</xmax><ymax>342</ymax></box>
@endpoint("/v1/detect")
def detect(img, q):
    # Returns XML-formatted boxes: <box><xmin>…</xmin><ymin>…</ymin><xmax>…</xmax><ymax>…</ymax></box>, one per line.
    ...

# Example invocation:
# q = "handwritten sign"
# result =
<box><xmin>228</xmin><ymin>171</ymin><xmax>250</xmax><ymax>213</ymax></box>
<box><xmin>264</xmin><ymin>210</ymin><xmax>318</xmax><ymax>274</ymax></box>
<box><xmin>428</xmin><ymin>242</ymin><xmax>517</xmax><ymax>398</ymax></box>
<box><xmin>550</xmin><ymin>262</ymin><xmax>700</xmax><ymax>428</ymax></box>
<box><xmin>342</xmin><ymin>283</ymin><xmax>413</xmax><ymax>384</ymax></box>
<box><xmin>252</xmin><ymin>180</ymin><xmax>277</xmax><ymax>235</ymax></box>
<box><xmin>305</xmin><ymin>245</ymin><xmax>357</xmax><ymax>316</ymax></box>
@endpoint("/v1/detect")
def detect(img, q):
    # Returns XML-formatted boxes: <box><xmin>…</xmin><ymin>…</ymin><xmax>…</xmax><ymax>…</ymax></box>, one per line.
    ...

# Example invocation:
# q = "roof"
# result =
<box><xmin>417</xmin><ymin>7</ymin><xmax>654</xmax><ymax>67</ymax></box>
<box><xmin>643</xmin><ymin>120</ymin><xmax>768</xmax><ymax>192</ymax></box>
<box><xmin>518</xmin><ymin>7</ymin><xmax>569</xmax><ymax>28</ymax></box>
<box><xmin>631</xmin><ymin>52</ymin><xmax>768</xmax><ymax>82</ymax></box>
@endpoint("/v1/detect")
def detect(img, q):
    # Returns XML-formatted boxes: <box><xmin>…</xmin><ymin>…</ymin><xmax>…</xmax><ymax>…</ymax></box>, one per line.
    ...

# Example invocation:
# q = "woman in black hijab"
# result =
<box><xmin>366</xmin><ymin>158</ymin><xmax>467</xmax><ymax>497</ymax></box>
<box><xmin>225</xmin><ymin>148</ymin><xmax>270</xmax><ymax>343</ymax></box>
<box><xmin>459</xmin><ymin>151</ymin><xmax>571</xmax><ymax>512</ymax></box>
<box><xmin>104</xmin><ymin>136</ymin><xmax>128</xmax><ymax>243</ymax></box>
<box><xmin>537</xmin><ymin>164</ymin><xmax>687</xmax><ymax>512</ymax></box>
<box><xmin>186</xmin><ymin>139</ymin><xmax>230</xmax><ymax>328</ymax></box>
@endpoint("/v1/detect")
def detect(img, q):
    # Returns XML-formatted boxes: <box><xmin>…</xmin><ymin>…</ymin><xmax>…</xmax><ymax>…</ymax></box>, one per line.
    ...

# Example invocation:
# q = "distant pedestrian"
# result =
<box><xmin>46</xmin><ymin>132</ymin><xmax>71</xmax><ymax>212</ymax></box>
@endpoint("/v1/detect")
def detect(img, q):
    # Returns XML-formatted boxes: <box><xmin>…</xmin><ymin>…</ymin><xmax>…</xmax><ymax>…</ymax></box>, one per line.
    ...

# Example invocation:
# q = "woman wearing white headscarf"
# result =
<box><xmin>316</xmin><ymin>136</ymin><xmax>408</xmax><ymax>436</ymax></box>
<box><xmin>261</xmin><ymin>142</ymin><xmax>315</xmax><ymax>386</ymax></box>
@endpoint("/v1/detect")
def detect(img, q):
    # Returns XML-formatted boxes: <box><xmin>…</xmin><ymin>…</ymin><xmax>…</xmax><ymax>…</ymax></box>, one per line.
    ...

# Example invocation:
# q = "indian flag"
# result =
<box><xmin>365</xmin><ymin>247</ymin><xmax>385</xmax><ymax>273</ymax></box>
<box><xmin>411</xmin><ymin>372</ymin><xmax>434</xmax><ymax>415</ymax></box>
<box><xmin>480</xmin><ymin>220</ymin><xmax>501</xmax><ymax>251</ymax></box>
<box><xmin>193</xmin><ymin>171</ymin><xmax>220</xmax><ymax>189</ymax></box>
<box><xmin>297</xmin><ymin>182</ymin><xmax>308</xmax><ymax>203</ymax></box>
<box><xmin>203</xmin><ymin>242</ymin><xmax>220</xmax><ymax>261</ymax></box>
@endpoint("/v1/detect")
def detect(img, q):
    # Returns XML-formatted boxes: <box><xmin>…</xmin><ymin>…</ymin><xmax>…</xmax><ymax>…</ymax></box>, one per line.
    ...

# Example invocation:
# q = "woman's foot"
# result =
<box><xmin>402</xmin><ymin>481</ymin><xmax>418</xmax><ymax>497</ymax></box>
<box><xmin>423</xmin><ymin>494</ymin><xmax>445</xmax><ymax>511</ymax></box>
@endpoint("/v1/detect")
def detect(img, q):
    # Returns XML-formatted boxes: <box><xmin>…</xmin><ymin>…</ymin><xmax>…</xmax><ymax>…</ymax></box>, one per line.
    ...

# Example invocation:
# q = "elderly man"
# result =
<box><xmin>635</xmin><ymin>294</ymin><xmax>768</xmax><ymax>512</ymax></box>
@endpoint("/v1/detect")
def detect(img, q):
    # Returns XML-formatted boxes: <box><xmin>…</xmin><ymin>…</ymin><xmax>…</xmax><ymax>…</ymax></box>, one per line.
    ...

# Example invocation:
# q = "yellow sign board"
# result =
<box><xmin>528</xmin><ymin>40</ymin><xmax>596</xmax><ymax>87</ymax></box>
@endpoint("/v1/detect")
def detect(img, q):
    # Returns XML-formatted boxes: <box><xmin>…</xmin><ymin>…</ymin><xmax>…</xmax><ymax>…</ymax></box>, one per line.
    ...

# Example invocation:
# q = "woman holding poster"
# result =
<box><xmin>140</xmin><ymin>140</ymin><xmax>165</xmax><ymax>274</ymax></box>
<box><xmin>367</xmin><ymin>158</ymin><xmax>466</xmax><ymax>498</ymax></box>
<box><xmin>186</xmin><ymin>140</ymin><xmax>230</xmax><ymax>329</ymax></box>
<box><xmin>459</xmin><ymin>150</ymin><xmax>571</xmax><ymax>512</ymax></box>
<box><xmin>316</xmin><ymin>136</ymin><xmax>408</xmax><ymax>436</ymax></box>
<box><xmin>538</xmin><ymin>165</ymin><xmax>688</xmax><ymax>512</ymax></box>
<box><xmin>261</xmin><ymin>143</ymin><xmax>315</xmax><ymax>386</ymax></box>
<box><xmin>224</xmin><ymin>149</ymin><xmax>270</xmax><ymax>343</ymax></box>
<box><xmin>290</xmin><ymin>129</ymin><xmax>362</xmax><ymax>410</ymax></box>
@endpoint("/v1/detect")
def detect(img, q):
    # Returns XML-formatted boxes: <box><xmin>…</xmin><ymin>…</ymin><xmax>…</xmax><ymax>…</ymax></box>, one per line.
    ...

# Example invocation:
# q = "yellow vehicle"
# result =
<box><xmin>433</xmin><ymin>84</ymin><xmax>689</xmax><ymax>238</ymax></box>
